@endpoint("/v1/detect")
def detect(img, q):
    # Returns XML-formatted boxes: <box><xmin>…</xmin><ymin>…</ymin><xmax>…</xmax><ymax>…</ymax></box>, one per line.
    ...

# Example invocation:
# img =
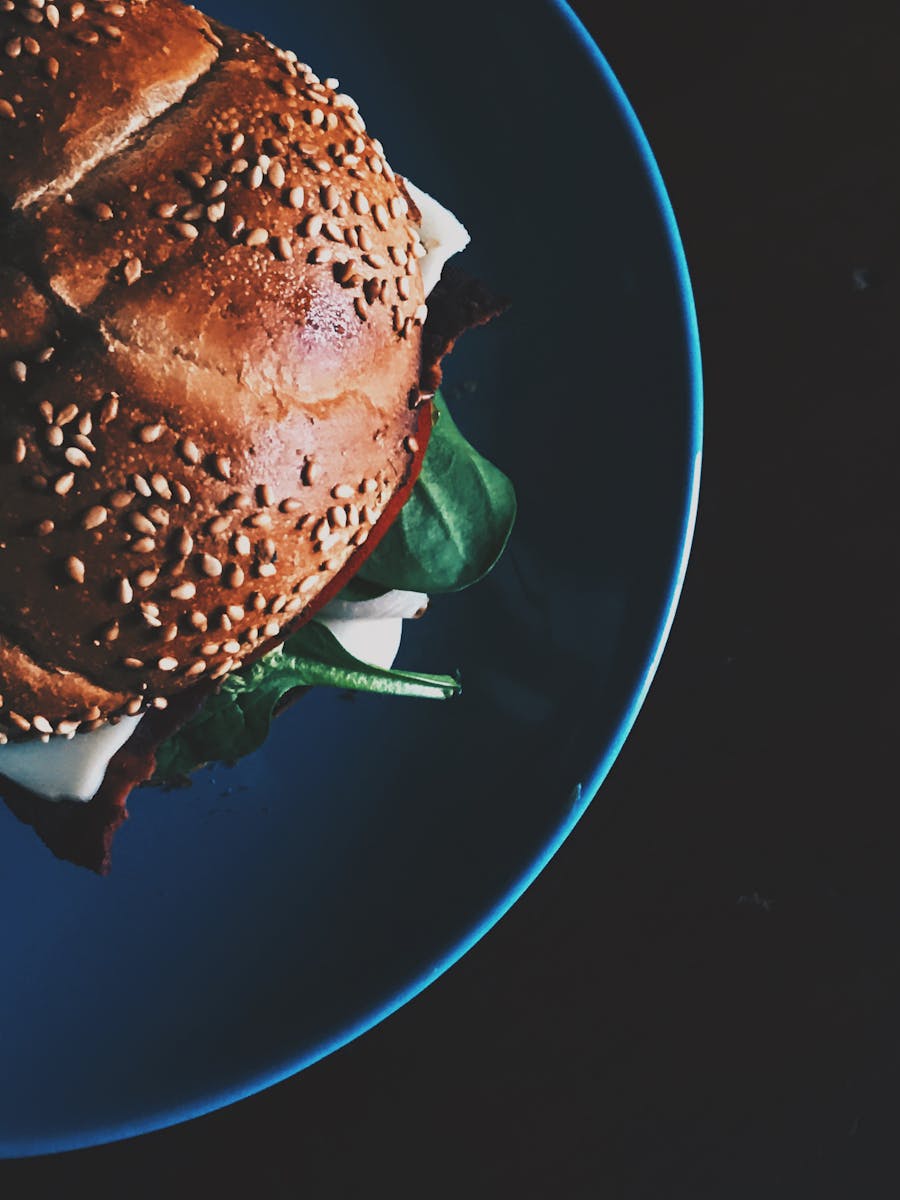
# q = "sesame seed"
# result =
<box><xmin>5</xmin><ymin>37</ymin><xmax>21</xmax><ymax>58</ymax></box>
<box><xmin>92</xmin><ymin>202</ymin><xmax>114</xmax><ymax>222</ymax></box>
<box><xmin>309</xmin><ymin>107</ymin><xmax>324</xmax><ymax>126</ymax></box>
<box><xmin>289</xmin><ymin>186</ymin><xmax>305</xmax><ymax>208</ymax></box>
<box><xmin>274</xmin><ymin>236</ymin><xmax>293</xmax><ymax>260</ymax></box>
<box><xmin>214</xmin><ymin>455</ymin><xmax>231</xmax><ymax>480</ymax></box>
<box><xmin>54</xmin><ymin>472</ymin><xmax>75</xmax><ymax>496</ymax></box>
<box><xmin>321</xmin><ymin>183</ymin><xmax>339</xmax><ymax>209</ymax></box>
<box><xmin>185</xmin><ymin>661</ymin><xmax>207</xmax><ymax>676</ymax></box>
<box><xmin>33</xmin><ymin>716</ymin><xmax>53</xmax><ymax>735</ymax></box>
<box><xmin>44</xmin><ymin>54</ymin><xmax>59</xmax><ymax>78</ymax></box>
<box><xmin>222</xmin><ymin>639</ymin><xmax>241</xmax><ymax>655</ymax></box>
<box><xmin>308</xmin><ymin>246</ymin><xmax>331</xmax><ymax>264</ymax></box>
<box><xmin>174</xmin><ymin>528</ymin><xmax>193</xmax><ymax>557</ymax></box>
<box><xmin>324</xmin><ymin>220</ymin><xmax>343</xmax><ymax>241</ymax></box>
<box><xmin>363</xmin><ymin>253</ymin><xmax>386</xmax><ymax>269</ymax></box>
<box><xmin>207</xmin><ymin>515</ymin><xmax>229</xmax><ymax>535</ymax></box>
<box><xmin>302</xmin><ymin>459</ymin><xmax>320</xmax><ymax>486</ymax></box>
<box><xmin>226</xmin><ymin>605</ymin><xmax>245</xmax><ymax>622</ymax></box>
<box><xmin>354</xmin><ymin>298</ymin><xmax>368</xmax><ymax>322</ymax></box>
<box><xmin>207</xmin><ymin>179</ymin><xmax>228</xmax><ymax>199</ymax></box>
<box><xmin>146</xmin><ymin>504</ymin><xmax>169</xmax><ymax>527</ymax></box>
<box><xmin>313</xmin><ymin>519</ymin><xmax>330</xmax><ymax>542</ymax></box>
<box><xmin>65</xmin><ymin>555</ymin><xmax>85</xmax><ymax>584</ymax></box>
<box><xmin>124</xmin><ymin>257</ymin><xmax>142</xmax><ymax>285</ymax></box>
<box><xmin>299</xmin><ymin>575</ymin><xmax>318</xmax><ymax>593</ymax></box>
<box><xmin>249</xmin><ymin>591</ymin><xmax>267</xmax><ymax>611</ymax></box>
<box><xmin>173</xmin><ymin>481</ymin><xmax>191</xmax><ymax>504</ymax></box>
<box><xmin>65</xmin><ymin>446</ymin><xmax>91</xmax><ymax>469</ymax></box>
<box><xmin>363</xmin><ymin>278</ymin><xmax>380</xmax><ymax>305</ymax></box>
<box><xmin>228</xmin><ymin>132</ymin><xmax>245</xmax><ymax>154</ymax></box>
<box><xmin>248</xmin><ymin>511</ymin><xmax>272</xmax><ymax>529</ymax></box>
<box><xmin>170</xmin><ymin>581</ymin><xmax>196</xmax><ymax>600</ymax></box>
<box><xmin>264</xmin><ymin>620</ymin><xmax>280</xmax><ymax>638</ymax></box>
<box><xmin>155</xmin><ymin>202</ymin><xmax>179</xmax><ymax>219</ymax></box>
<box><xmin>257</xmin><ymin>562</ymin><xmax>277</xmax><ymax>578</ymax></box>
<box><xmin>373</xmin><ymin>203</ymin><xmax>390</xmax><ymax>230</ymax></box>
<box><xmin>280</xmin><ymin>497</ymin><xmax>304</xmax><ymax>512</ymax></box>
<box><xmin>158</xmin><ymin>657</ymin><xmax>179</xmax><ymax>672</ymax></box>
<box><xmin>139</xmin><ymin>424</ymin><xmax>164</xmax><ymax>444</ymax></box>
<box><xmin>206</xmin><ymin>201</ymin><xmax>226</xmax><ymax>223</ymax></box>
<box><xmin>81</xmin><ymin>505</ymin><xmax>107</xmax><ymax>530</ymax></box>
<box><xmin>245</xmin><ymin>227</ymin><xmax>269</xmax><ymax>247</ymax></box>
<box><xmin>118</xmin><ymin>577</ymin><xmax>134</xmax><ymax>604</ymax></box>
<box><xmin>123</xmin><ymin>658</ymin><xmax>144</xmax><ymax>670</ymax></box>
<box><xmin>233</xmin><ymin>533</ymin><xmax>252</xmax><ymax>556</ymax></box>
<box><xmin>99</xmin><ymin>392</ymin><xmax>119</xmax><ymax>424</ymax></box>
<box><xmin>405</xmin><ymin>436</ymin><xmax>419</xmax><ymax>453</ymax></box>
<box><xmin>109</xmin><ymin>490</ymin><xmax>133</xmax><ymax>509</ymax></box>
<box><xmin>36</xmin><ymin>518</ymin><xmax>54</xmax><ymax>535</ymax></box>
<box><xmin>190</xmin><ymin>611</ymin><xmax>208</xmax><ymax>631</ymax></box>
<box><xmin>174</xmin><ymin>222</ymin><xmax>199</xmax><ymax>240</ymax></box>
<box><xmin>329</xmin><ymin>506</ymin><xmax>347</xmax><ymax>528</ymax></box>
<box><xmin>124</xmin><ymin>698</ymin><xmax>143</xmax><ymax>716</ymax></box>
<box><xmin>200</xmin><ymin>553</ymin><xmax>223</xmax><ymax>578</ymax></box>
<box><xmin>133</xmin><ymin>538</ymin><xmax>156</xmax><ymax>553</ymax></box>
<box><xmin>201</xmin><ymin>642</ymin><xmax>220</xmax><ymax>656</ymax></box>
<box><xmin>268</xmin><ymin>161</ymin><xmax>286</xmax><ymax>189</ymax></box>
<box><xmin>9</xmin><ymin>360</ymin><xmax>26</xmax><ymax>383</ymax></box>
<box><xmin>136</xmin><ymin>569</ymin><xmax>158</xmax><ymax>589</ymax></box>
<box><xmin>389</xmin><ymin>195</ymin><xmax>408</xmax><ymax>219</ymax></box>
<box><xmin>210</xmin><ymin>658</ymin><xmax>235</xmax><ymax>680</ymax></box>
<box><xmin>130</xmin><ymin>511</ymin><xmax>155</xmax><ymax>535</ymax></box>
<box><xmin>180</xmin><ymin>204</ymin><xmax>204</xmax><ymax>223</ymax></box>
<box><xmin>397</xmin><ymin>276</ymin><xmax>411</xmax><ymax>300</ymax></box>
<box><xmin>226</xmin><ymin>564</ymin><xmax>245</xmax><ymax>588</ymax></box>
<box><xmin>258</xmin><ymin>154</ymin><xmax>272</xmax><ymax>173</ymax></box>
<box><xmin>178</xmin><ymin>437</ymin><xmax>200</xmax><ymax>465</ymax></box>
<box><xmin>247</xmin><ymin>164</ymin><xmax>264</xmax><ymax>190</ymax></box>
<box><xmin>351</xmin><ymin>191</ymin><xmax>370</xmax><ymax>215</ymax></box>
<box><xmin>259</xmin><ymin>537</ymin><xmax>276</xmax><ymax>560</ymax></box>
<box><xmin>45</xmin><ymin>425</ymin><xmax>64</xmax><ymax>447</ymax></box>
<box><xmin>0</xmin><ymin>99</ymin><xmax>16</xmax><ymax>120</ymax></box>
<box><xmin>302</xmin><ymin>213</ymin><xmax>323</xmax><ymax>237</ymax></box>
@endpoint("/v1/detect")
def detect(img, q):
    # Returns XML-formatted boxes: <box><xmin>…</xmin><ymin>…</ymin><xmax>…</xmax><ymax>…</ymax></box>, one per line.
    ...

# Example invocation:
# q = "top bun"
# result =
<box><xmin>0</xmin><ymin>0</ymin><xmax>434</xmax><ymax>741</ymax></box>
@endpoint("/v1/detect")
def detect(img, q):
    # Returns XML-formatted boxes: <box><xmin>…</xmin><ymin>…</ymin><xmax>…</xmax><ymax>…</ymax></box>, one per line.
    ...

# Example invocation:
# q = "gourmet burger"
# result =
<box><xmin>0</xmin><ymin>0</ymin><xmax>513</xmax><ymax>870</ymax></box>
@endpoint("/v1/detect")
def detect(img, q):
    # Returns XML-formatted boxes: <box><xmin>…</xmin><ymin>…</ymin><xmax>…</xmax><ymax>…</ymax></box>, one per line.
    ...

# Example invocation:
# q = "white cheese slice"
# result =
<box><xmin>406</xmin><ymin>178</ymin><xmax>471</xmax><ymax>298</ymax></box>
<box><xmin>0</xmin><ymin>181</ymin><xmax>466</xmax><ymax>805</ymax></box>
<box><xmin>0</xmin><ymin>715</ymin><xmax>142</xmax><ymax>803</ymax></box>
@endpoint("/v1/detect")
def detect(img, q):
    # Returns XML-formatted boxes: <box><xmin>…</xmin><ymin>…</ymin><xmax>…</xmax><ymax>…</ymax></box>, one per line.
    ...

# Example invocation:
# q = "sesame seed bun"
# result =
<box><xmin>0</xmin><ymin>0</ymin><xmax>433</xmax><ymax>740</ymax></box>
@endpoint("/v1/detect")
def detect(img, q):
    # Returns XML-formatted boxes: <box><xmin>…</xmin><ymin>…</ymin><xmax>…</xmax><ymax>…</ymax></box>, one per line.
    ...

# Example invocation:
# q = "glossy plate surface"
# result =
<box><xmin>0</xmin><ymin>0</ymin><xmax>701</xmax><ymax>1156</ymax></box>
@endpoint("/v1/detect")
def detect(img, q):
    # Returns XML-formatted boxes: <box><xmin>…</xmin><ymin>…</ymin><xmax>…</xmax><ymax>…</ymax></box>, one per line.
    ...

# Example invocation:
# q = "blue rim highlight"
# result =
<box><xmin>8</xmin><ymin>1</ymin><xmax>702</xmax><ymax>1159</ymax></box>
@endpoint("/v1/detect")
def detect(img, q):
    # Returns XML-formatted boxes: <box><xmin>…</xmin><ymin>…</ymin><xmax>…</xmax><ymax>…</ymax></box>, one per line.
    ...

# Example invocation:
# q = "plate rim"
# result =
<box><xmin>5</xmin><ymin>0</ymin><xmax>703</xmax><ymax>1159</ymax></box>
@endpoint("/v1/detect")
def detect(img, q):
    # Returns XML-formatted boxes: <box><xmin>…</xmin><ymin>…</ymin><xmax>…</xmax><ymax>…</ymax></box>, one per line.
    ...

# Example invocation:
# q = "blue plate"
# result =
<box><xmin>0</xmin><ymin>0</ymin><xmax>701</xmax><ymax>1156</ymax></box>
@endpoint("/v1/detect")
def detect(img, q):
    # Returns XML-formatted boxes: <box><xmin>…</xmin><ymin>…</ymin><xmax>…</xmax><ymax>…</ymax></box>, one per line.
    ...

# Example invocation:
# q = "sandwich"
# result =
<box><xmin>0</xmin><ymin>0</ymin><xmax>514</xmax><ymax>871</ymax></box>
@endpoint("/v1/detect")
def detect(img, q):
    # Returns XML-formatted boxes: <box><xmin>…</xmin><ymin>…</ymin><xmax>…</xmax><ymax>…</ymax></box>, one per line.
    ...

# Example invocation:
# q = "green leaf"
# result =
<box><xmin>151</xmin><ymin>621</ymin><xmax>460</xmax><ymax>784</ymax></box>
<box><xmin>358</xmin><ymin>390</ymin><xmax>516</xmax><ymax>593</ymax></box>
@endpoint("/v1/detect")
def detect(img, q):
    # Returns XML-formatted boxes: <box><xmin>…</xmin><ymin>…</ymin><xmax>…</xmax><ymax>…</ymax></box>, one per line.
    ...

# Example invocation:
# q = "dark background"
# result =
<box><xmin>4</xmin><ymin>2</ymin><xmax>898</xmax><ymax>1195</ymax></box>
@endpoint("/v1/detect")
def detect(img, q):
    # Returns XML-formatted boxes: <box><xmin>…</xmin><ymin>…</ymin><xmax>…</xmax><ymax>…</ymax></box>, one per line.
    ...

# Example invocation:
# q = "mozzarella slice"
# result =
<box><xmin>0</xmin><ymin>181</ymin><xmax>467</xmax><ymax>805</ymax></box>
<box><xmin>0</xmin><ymin>715</ymin><xmax>143</xmax><ymax>803</ymax></box>
<box><xmin>406</xmin><ymin>178</ymin><xmax>471</xmax><ymax>298</ymax></box>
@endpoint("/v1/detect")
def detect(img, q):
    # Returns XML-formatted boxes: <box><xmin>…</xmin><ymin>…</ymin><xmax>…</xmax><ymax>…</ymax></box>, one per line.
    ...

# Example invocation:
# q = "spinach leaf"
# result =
<box><xmin>358</xmin><ymin>390</ymin><xmax>516</xmax><ymax>593</ymax></box>
<box><xmin>152</xmin><ymin>621</ymin><xmax>460</xmax><ymax>783</ymax></box>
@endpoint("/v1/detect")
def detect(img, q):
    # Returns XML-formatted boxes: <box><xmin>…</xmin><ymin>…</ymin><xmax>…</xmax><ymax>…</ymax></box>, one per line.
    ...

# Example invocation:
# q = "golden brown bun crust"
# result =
<box><xmin>0</xmin><ymin>2</ymin><xmax>432</xmax><ymax>740</ymax></box>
